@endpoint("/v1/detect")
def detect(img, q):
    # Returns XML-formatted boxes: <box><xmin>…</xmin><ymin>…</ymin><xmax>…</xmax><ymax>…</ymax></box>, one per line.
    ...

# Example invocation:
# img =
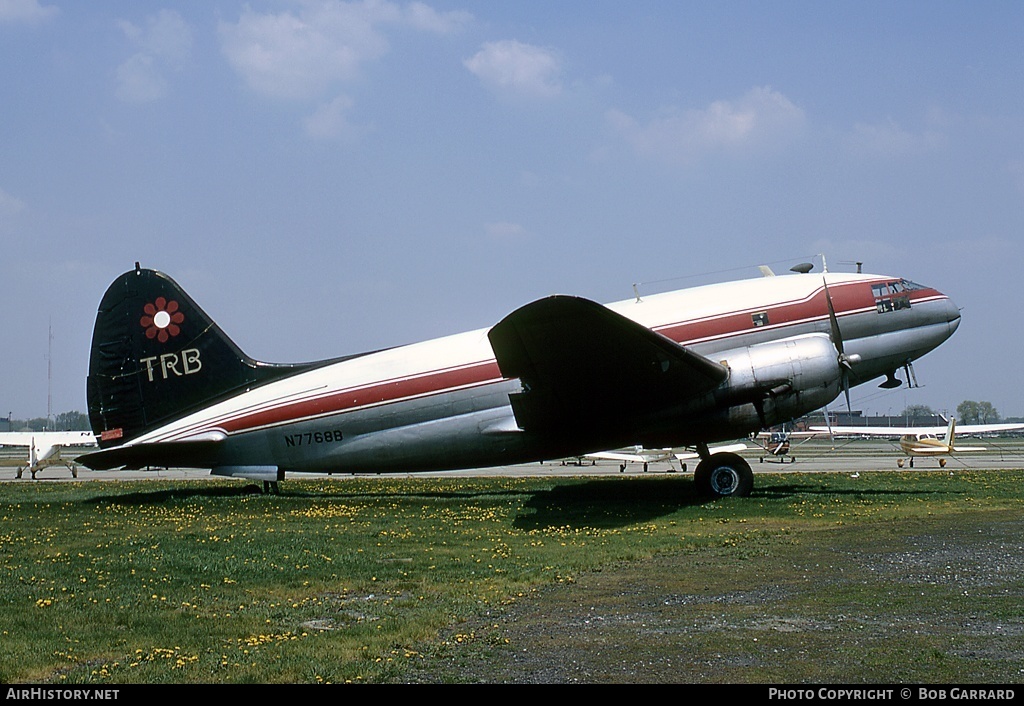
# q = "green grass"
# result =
<box><xmin>1</xmin><ymin>470</ymin><xmax>1022</xmax><ymax>683</ymax></box>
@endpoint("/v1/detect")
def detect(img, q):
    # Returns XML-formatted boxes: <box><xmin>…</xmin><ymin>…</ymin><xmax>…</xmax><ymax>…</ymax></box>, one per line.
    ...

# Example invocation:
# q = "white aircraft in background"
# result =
<box><xmin>0</xmin><ymin>431</ymin><xmax>98</xmax><ymax>479</ymax></box>
<box><xmin>809</xmin><ymin>417</ymin><xmax>1024</xmax><ymax>468</ymax></box>
<box><xmin>585</xmin><ymin>443</ymin><xmax>749</xmax><ymax>473</ymax></box>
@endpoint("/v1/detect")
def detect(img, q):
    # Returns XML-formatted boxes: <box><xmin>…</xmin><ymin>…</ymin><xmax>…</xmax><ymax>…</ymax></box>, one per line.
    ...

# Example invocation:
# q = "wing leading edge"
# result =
<box><xmin>487</xmin><ymin>295</ymin><xmax>728</xmax><ymax>433</ymax></box>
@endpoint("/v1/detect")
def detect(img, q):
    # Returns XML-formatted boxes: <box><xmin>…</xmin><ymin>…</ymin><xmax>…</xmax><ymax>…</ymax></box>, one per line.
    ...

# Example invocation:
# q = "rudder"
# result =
<box><xmin>87</xmin><ymin>265</ymin><xmax>289</xmax><ymax>447</ymax></box>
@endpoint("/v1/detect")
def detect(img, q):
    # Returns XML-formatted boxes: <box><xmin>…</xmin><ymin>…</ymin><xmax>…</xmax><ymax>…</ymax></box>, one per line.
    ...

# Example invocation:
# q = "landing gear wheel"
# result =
<box><xmin>694</xmin><ymin>452</ymin><xmax>754</xmax><ymax>498</ymax></box>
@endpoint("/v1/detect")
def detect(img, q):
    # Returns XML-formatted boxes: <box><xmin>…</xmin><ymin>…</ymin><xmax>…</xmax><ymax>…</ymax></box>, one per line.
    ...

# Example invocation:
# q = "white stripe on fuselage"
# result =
<box><xmin>131</xmin><ymin>272</ymin><xmax>898</xmax><ymax>445</ymax></box>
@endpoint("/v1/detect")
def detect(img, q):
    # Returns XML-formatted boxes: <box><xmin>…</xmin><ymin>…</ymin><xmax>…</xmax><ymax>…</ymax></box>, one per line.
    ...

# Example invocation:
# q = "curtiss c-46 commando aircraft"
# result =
<box><xmin>80</xmin><ymin>263</ymin><xmax>961</xmax><ymax>497</ymax></box>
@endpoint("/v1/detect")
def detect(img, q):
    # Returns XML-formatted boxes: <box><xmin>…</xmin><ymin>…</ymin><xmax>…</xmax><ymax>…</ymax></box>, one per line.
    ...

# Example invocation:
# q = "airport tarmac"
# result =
<box><xmin>4</xmin><ymin>437</ymin><xmax>1024</xmax><ymax>482</ymax></box>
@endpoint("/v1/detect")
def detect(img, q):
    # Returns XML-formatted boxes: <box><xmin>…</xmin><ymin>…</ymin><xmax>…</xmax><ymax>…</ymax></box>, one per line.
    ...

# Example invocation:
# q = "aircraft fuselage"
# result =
<box><xmin>86</xmin><ymin>271</ymin><xmax>959</xmax><ymax>479</ymax></box>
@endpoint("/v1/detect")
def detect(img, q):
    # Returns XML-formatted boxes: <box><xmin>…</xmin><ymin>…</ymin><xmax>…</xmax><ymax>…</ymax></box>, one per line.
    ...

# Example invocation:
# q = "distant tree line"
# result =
<box><xmin>3</xmin><ymin>411</ymin><xmax>90</xmax><ymax>432</ymax></box>
<box><xmin>899</xmin><ymin>401</ymin><xmax>1005</xmax><ymax>425</ymax></box>
<box><xmin>955</xmin><ymin>400</ymin><xmax>1001</xmax><ymax>424</ymax></box>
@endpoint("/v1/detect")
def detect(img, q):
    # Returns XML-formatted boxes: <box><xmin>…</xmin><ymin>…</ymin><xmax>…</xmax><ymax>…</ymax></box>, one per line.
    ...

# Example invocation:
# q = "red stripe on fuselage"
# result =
<box><xmin>172</xmin><ymin>279</ymin><xmax>943</xmax><ymax>438</ymax></box>
<box><xmin>212</xmin><ymin>360</ymin><xmax>504</xmax><ymax>435</ymax></box>
<box><xmin>655</xmin><ymin>279</ymin><xmax>878</xmax><ymax>343</ymax></box>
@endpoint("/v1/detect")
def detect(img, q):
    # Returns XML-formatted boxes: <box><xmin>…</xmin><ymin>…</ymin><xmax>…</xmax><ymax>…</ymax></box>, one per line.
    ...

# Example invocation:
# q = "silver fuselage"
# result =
<box><xmin>111</xmin><ymin>272</ymin><xmax>959</xmax><ymax>478</ymax></box>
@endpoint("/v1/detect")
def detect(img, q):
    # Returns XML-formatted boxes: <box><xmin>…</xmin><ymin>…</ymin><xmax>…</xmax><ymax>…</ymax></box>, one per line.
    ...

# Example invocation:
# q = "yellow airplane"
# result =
<box><xmin>810</xmin><ymin>417</ymin><xmax>1024</xmax><ymax>468</ymax></box>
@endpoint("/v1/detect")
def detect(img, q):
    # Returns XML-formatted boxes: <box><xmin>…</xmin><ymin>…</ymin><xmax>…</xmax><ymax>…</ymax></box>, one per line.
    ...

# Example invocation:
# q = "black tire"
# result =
<box><xmin>694</xmin><ymin>452</ymin><xmax>754</xmax><ymax>498</ymax></box>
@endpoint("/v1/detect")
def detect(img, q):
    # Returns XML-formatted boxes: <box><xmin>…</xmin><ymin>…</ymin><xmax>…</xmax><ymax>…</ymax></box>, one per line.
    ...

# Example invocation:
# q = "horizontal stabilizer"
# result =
<box><xmin>212</xmin><ymin>465</ymin><xmax>280</xmax><ymax>482</ymax></box>
<box><xmin>78</xmin><ymin>440</ymin><xmax>220</xmax><ymax>470</ymax></box>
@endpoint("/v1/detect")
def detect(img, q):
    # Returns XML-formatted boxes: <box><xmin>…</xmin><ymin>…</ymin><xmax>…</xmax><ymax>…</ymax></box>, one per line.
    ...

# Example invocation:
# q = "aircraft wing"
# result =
<box><xmin>585</xmin><ymin>450</ymin><xmax>665</xmax><ymax>463</ymax></box>
<box><xmin>586</xmin><ymin>442</ymin><xmax>748</xmax><ymax>464</ymax></box>
<box><xmin>811</xmin><ymin>422</ymin><xmax>1024</xmax><ymax>438</ymax></box>
<box><xmin>488</xmin><ymin>295</ymin><xmax>728</xmax><ymax>432</ymax></box>
<box><xmin>674</xmin><ymin>442</ymin><xmax>749</xmax><ymax>460</ymax></box>
<box><xmin>809</xmin><ymin>425</ymin><xmax>946</xmax><ymax>437</ymax></box>
<box><xmin>0</xmin><ymin>431</ymin><xmax>97</xmax><ymax>448</ymax></box>
<box><xmin>950</xmin><ymin>423</ymin><xmax>1024</xmax><ymax>435</ymax></box>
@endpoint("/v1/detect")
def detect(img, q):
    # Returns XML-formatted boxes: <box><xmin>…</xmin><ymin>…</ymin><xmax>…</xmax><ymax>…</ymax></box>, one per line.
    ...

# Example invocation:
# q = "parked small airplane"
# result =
<box><xmin>809</xmin><ymin>418</ymin><xmax>1024</xmax><ymax>467</ymax></box>
<box><xmin>585</xmin><ymin>443</ymin><xmax>749</xmax><ymax>473</ymax></box>
<box><xmin>79</xmin><ymin>263</ymin><xmax>961</xmax><ymax>497</ymax></box>
<box><xmin>755</xmin><ymin>431</ymin><xmax>795</xmax><ymax>463</ymax></box>
<box><xmin>751</xmin><ymin>428</ymin><xmax>819</xmax><ymax>463</ymax></box>
<box><xmin>0</xmin><ymin>431</ymin><xmax>97</xmax><ymax>479</ymax></box>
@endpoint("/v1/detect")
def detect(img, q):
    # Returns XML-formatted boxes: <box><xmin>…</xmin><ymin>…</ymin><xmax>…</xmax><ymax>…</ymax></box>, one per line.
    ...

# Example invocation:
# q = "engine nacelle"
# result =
<box><xmin>716</xmin><ymin>333</ymin><xmax>841</xmax><ymax>426</ymax></box>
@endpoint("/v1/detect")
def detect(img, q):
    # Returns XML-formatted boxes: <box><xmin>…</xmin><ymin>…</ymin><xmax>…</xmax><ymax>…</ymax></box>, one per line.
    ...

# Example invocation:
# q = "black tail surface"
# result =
<box><xmin>87</xmin><ymin>265</ymin><xmax>308</xmax><ymax>448</ymax></box>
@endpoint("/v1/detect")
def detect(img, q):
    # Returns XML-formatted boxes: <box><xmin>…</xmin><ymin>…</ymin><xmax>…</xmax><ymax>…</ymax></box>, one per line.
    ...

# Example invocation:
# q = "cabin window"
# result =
<box><xmin>751</xmin><ymin>312</ymin><xmax>769</xmax><ymax>327</ymax></box>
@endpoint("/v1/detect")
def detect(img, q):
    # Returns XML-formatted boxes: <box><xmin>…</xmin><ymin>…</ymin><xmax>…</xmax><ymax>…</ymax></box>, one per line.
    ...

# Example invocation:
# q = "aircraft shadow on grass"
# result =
<box><xmin>82</xmin><ymin>478</ymin><xmax>953</xmax><ymax>533</ymax></box>
<box><xmin>83</xmin><ymin>482</ymin><xmax>540</xmax><ymax>507</ymax></box>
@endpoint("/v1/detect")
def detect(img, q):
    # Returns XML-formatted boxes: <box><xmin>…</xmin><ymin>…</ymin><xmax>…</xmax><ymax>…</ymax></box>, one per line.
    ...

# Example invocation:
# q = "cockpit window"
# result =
<box><xmin>871</xmin><ymin>279</ymin><xmax>925</xmax><ymax>298</ymax></box>
<box><xmin>873</xmin><ymin>279</ymin><xmax>919</xmax><ymax>313</ymax></box>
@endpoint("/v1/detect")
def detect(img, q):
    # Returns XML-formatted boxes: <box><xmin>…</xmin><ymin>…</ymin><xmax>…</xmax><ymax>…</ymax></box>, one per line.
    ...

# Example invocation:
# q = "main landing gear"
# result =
<box><xmin>693</xmin><ymin>448</ymin><xmax>754</xmax><ymax>498</ymax></box>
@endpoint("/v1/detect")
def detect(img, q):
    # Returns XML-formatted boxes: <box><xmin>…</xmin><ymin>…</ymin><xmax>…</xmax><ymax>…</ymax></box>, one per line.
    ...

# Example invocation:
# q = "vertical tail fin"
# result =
<box><xmin>87</xmin><ymin>265</ymin><xmax>302</xmax><ymax>447</ymax></box>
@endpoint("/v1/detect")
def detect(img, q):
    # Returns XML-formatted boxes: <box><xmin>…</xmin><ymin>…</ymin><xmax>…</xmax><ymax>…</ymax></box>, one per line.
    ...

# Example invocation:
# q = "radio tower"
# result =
<box><xmin>47</xmin><ymin>319</ymin><xmax>53</xmax><ymax>430</ymax></box>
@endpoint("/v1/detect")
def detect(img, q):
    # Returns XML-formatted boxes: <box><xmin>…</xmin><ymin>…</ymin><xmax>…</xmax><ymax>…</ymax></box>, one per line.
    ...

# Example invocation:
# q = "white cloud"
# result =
<box><xmin>0</xmin><ymin>187</ymin><xmax>26</xmax><ymax>219</ymax></box>
<box><xmin>119</xmin><ymin>9</ymin><xmax>193</xmax><ymax>65</ymax></box>
<box><xmin>484</xmin><ymin>221</ymin><xmax>530</xmax><ymax>243</ymax></box>
<box><xmin>0</xmin><ymin>0</ymin><xmax>58</xmax><ymax>24</ymax></box>
<box><xmin>403</xmin><ymin>1</ymin><xmax>471</xmax><ymax>34</ymax></box>
<box><xmin>608</xmin><ymin>86</ymin><xmax>805</xmax><ymax>164</ymax></box>
<box><xmin>1010</xmin><ymin>160</ymin><xmax>1024</xmax><ymax>197</ymax></box>
<box><xmin>304</xmin><ymin>95</ymin><xmax>367</xmax><ymax>141</ymax></box>
<box><xmin>115</xmin><ymin>54</ymin><xmax>168</xmax><ymax>103</ymax></box>
<box><xmin>115</xmin><ymin>10</ymin><xmax>193</xmax><ymax>103</ymax></box>
<box><xmin>843</xmin><ymin>119</ymin><xmax>946</xmax><ymax>158</ymax></box>
<box><xmin>219</xmin><ymin>0</ymin><xmax>469</xmax><ymax>101</ymax></box>
<box><xmin>463</xmin><ymin>40</ymin><xmax>562</xmax><ymax>99</ymax></box>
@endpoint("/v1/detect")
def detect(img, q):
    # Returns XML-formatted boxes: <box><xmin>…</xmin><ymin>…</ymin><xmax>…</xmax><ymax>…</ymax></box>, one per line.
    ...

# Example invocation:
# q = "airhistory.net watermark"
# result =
<box><xmin>5</xmin><ymin>689</ymin><xmax>119</xmax><ymax>701</ymax></box>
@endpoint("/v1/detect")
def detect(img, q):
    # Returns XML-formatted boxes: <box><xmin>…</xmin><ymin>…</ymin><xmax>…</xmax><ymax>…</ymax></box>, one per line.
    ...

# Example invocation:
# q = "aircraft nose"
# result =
<box><xmin>942</xmin><ymin>295</ymin><xmax>961</xmax><ymax>336</ymax></box>
<box><xmin>937</xmin><ymin>291</ymin><xmax>962</xmax><ymax>336</ymax></box>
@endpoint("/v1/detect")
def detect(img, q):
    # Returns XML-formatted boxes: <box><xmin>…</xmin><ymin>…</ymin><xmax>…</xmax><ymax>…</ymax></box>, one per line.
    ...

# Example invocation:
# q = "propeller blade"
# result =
<box><xmin>823</xmin><ymin>277</ymin><xmax>845</xmax><ymax>356</ymax></box>
<box><xmin>824</xmin><ymin>277</ymin><xmax>852</xmax><ymax>412</ymax></box>
<box><xmin>821</xmin><ymin>405</ymin><xmax>835</xmax><ymax>441</ymax></box>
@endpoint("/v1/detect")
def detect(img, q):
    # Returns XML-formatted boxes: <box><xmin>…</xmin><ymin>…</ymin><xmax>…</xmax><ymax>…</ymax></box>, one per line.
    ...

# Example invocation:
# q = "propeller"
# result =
<box><xmin>823</xmin><ymin>277</ymin><xmax>860</xmax><ymax>412</ymax></box>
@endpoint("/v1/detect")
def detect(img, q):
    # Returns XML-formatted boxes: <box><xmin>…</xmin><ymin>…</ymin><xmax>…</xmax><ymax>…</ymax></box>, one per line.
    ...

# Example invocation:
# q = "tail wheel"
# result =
<box><xmin>694</xmin><ymin>452</ymin><xmax>754</xmax><ymax>498</ymax></box>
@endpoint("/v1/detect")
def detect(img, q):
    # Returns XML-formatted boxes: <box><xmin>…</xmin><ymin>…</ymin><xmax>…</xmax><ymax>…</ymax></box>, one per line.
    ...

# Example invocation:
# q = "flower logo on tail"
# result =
<box><xmin>141</xmin><ymin>297</ymin><xmax>185</xmax><ymax>343</ymax></box>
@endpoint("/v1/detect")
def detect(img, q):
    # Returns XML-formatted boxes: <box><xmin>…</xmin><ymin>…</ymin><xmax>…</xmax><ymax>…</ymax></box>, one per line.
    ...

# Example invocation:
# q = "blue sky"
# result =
<box><xmin>2</xmin><ymin>0</ymin><xmax>1023</xmax><ymax>422</ymax></box>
